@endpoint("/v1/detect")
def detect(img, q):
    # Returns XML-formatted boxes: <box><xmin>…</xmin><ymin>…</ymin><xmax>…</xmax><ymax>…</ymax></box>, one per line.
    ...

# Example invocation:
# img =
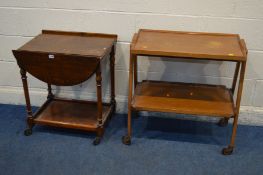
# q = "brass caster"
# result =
<box><xmin>222</xmin><ymin>146</ymin><xmax>234</xmax><ymax>155</ymax></box>
<box><xmin>122</xmin><ymin>135</ymin><xmax>131</xmax><ymax>145</ymax></box>
<box><xmin>218</xmin><ymin>118</ymin><xmax>229</xmax><ymax>127</ymax></box>
<box><xmin>93</xmin><ymin>137</ymin><xmax>101</xmax><ymax>146</ymax></box>
<box><xmin>24</xmin><ymin>128</ymin><xmax>32</xmax><ymax>136</ymax></box>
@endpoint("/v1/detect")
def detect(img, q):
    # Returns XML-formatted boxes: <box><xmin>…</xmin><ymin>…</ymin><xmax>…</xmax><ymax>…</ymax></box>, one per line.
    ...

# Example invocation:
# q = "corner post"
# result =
<box><xmin>20</xmin><ymin>69</ymin><xmax>34</xmax><ymax>135</ymax></box>
<box><xmin>110</xmin><ymin>44</ymin><xmax>116</xmax><ymax>109</ymax></box>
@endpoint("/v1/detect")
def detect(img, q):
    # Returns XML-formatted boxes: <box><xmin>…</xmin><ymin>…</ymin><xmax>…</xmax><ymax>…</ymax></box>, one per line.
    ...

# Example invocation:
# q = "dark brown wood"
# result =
<box><xmin>13</xmin><ymin>30</ymin><xmax>117</xmax><ymax>143</ymax></box>
<box><xmin>34</xmin><ymin>99</ymin><xmax>112</xmax><ymax>131</ymax></box>
<box><xmin>132</xmin><ymin>29</ymin><xmax>246</xmax><ymax>61</ymax></box>
<box><xmin>96</xmin><ymin>63</ymin><xmax>103</xmax><ymax>128</ymax></box>
<box><xmin>125</xmin><ymin>29</ymin><xmax>248</xmax><ymax>155</ymax></box>
<box><xmin>110</xmin><ymin>45</ymin><xmax>116</xmax><ymax>106</ymax></box>
<box><xmin>13</xmin><ymin>51</ymin><xmax>100</xmax><ymax>86</ymax></box>
<box><xmin>19</xmin><ymin>30</ymin><xmax>117</xmax><ymax>58</ymax></box>
<box><xmin>127</xmin><ymin>54</ymin><xmax>135</xmax><ymax>138</ymax></box>
<box><xmin>42</xmin><ymin>30</ymin><xmax>118</xmax><ymax>39</ymax></box>
<box><xmin>20</xmin><ymin>69</ymin><xmax>34</xmax><ymax>130</ymax></box>
<box><xmin>132</xmin><ymin>81</ymin><xmax>234</xmax><ymax>117</ymax></box>
<box><xmin>20</xmin><ymin>69</ymin><xmax>32</xmax><ymax>116</ymax></box>
<box><xmin>47</xmin><ymin>84</ymin><xmax>53</xmax><ymax>99</ymax></box>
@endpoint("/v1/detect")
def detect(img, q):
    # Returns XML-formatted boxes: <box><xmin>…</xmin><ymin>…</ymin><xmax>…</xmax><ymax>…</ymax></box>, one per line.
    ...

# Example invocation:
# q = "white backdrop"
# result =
<box><xmin>0</xmin><ymin>0</ymin><xmax>262</xmax><ymax>124</ymax></box>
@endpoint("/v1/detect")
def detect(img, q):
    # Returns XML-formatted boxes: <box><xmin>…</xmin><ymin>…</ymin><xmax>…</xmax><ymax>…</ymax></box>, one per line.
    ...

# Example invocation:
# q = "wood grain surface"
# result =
<box><xmin>132</xmin><ymin>29</ymin><xmax>246</xmax><ymax>61</ymax></box>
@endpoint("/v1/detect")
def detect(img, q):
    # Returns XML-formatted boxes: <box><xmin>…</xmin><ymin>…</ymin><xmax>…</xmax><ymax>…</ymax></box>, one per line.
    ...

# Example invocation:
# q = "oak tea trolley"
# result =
<box><xmin>122</xmin><ymin>29</ymin><xmax>248</xmax><ymax>155</ymax></box>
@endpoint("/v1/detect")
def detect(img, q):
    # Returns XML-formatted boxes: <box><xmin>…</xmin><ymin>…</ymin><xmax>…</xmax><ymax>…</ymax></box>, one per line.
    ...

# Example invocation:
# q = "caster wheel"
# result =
<box><xmin>222</xmin><ymin>146</ymin><xmax>234</xmax><ymax>155</ymax></box>
<box><xmin>122</xmin><ymin>135</ymin><xmax>131</xmax><ymax>145</ymax></box>
<box><xmin>218</xmin><ymin>118</ymin><xmax>228</xmax><ymax>127</ymax></box>
<box><xmin>24</xmin><ymin>129</ymin><xmax>32</xmax><ymax>136</ymax></box>
<box><xmin>93</xmin><ymin>137</ymin><xmax>101</xmax><ymax>146</ymax></box>
<box><xmin>133</xmin><ymin>112</ymin><xmax>139</xmax><ymax>119</ymax></box>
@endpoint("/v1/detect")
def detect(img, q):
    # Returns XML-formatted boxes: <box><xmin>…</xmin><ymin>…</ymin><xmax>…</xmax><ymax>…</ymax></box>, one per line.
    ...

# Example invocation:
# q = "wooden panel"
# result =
<box><xmin>18</xmin><ymin>30</ymin><xmax>117</xmax><ymax>58</ymax></box>
<box><xmin>13</xmin><ymin>50</ymin><xmax>99</xmax><ymax>86</ymax></box>
<box><xmin>132</xmin><ymin>81</ymin><xmax>235</xmax><ymax>117</ymax></box>
<box><xmin>132</xmin><ymin>29</ymin><xmax>246</xmax><ymax>61</ymax></box>
<box><xmin>34</xmin><ymin>99</ymin><xmax>111</xmax><ymax>131</ymax></box>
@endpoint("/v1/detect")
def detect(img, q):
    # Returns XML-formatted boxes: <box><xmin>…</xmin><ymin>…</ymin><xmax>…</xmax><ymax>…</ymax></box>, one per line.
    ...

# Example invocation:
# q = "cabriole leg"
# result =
<box><xmin>20</xmin><ymin>69</ymin><xmax>34</xmax><ymax>136</ymax></box>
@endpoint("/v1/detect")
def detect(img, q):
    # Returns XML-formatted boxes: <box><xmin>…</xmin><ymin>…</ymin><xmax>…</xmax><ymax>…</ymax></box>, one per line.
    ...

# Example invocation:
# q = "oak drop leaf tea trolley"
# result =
<box><xmin>13</xmin><ymin>30</ymin><xmax>117</xmax><ymax>145</ymax></box>
<box><xmin>122</xmin><ymin>29</ymin><xmax>248</xmax><ymax>155</ymax></box>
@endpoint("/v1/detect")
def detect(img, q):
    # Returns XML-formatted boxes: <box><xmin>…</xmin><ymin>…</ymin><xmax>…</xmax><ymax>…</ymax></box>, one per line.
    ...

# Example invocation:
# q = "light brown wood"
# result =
<box><xmin>229</xmin><ymin>61</ymin><xmax>246</xmax><ymax>146</ymax></box>
<box><xmin>124</xmin><ymin>29</ymin><xmax>248</xmax><ymax>154</ymax></box>
<box><xmin>231</xmin><ymin>62</ymin><xmax>241</xmax><ymax>93</ymax></box>
<box><xmin>132</xmin><ymin>29</ymin><xmax>246</xmax><ymax>61</ymax></box>
<box><xmin>132</xmin><ymin>81</ymin><xmax>234</xmax><ymax>117</ymax></box>
<box><xmin>133</xmin><ymin>55</ymin><xmax>138</xmax><ymax>89</ymax></box>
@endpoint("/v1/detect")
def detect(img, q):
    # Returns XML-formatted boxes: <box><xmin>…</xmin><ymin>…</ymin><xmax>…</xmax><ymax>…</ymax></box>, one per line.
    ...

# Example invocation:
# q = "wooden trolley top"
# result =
<box><xmin>131</xmin><ymin>29</ymin><xmax>247</xmax><ymax>61</ymax></box>
<box><xmin>13</xmin><ymin>30</ymin><xmax>117</xmax><ymax>86</ymax></box>
<box><xmin>18</xmin><ymin>30</ymin><xmax>117</xmax><ymax>58</ymax></box>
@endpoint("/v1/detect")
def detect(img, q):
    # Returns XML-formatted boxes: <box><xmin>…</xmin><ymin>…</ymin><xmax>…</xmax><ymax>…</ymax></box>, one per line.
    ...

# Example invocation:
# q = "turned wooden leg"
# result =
<box><xmin>222</xmin><ymin>61</ymin><xmax>246</xmax><ymax>155</ymax></box>
<box><xmin>20</xmin><ymin>69</ymin><xmax>34</xmax><ymax>136</ymax></box>
<box><xmin>47</xmin><ymin>84</ymin><xmax>54</xmax><ymax>99</ymax></box>
<box><xmin>94</xmin><ymin>63</ymin><xmax>104</xmax><ymax>145</ymax></box>
<box><xmin>122</xmin><ymin>54</ymin><xmax>134</xmax><ymax>145</ymax></box>
<box><xmin>110</xmin><ymin>45</ymin><xmax>116</xmax><ymax>112</ymax></box>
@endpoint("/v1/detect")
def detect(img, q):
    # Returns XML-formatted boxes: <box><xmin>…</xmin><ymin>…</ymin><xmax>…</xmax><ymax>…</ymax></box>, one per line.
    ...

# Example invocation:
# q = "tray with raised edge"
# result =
<box><xmin>131</xmin><ymin>29</ymin><xmax>247</xmax><ymax>61</ymax></box>
<box><xmin>13</xmin><ymin>30</ymin><xmax>117</xmax><ymax>86</ymax></box>
<box><xmin>132</xmin><ymin>80</ymin><xmax>234</xmax><ymax>117</ymax></box>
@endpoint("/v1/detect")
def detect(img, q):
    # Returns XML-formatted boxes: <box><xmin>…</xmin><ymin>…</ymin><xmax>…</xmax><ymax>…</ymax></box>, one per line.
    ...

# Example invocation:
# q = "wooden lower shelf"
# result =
<box><xmin>34</xmin><ymin>98</ymin><xmax>112</xmax><ymax>131</ymax></box>
<box><xmin>132</xmin><ymin>81</ymin><xmax>235</xmax><ymax>117</ymax></box>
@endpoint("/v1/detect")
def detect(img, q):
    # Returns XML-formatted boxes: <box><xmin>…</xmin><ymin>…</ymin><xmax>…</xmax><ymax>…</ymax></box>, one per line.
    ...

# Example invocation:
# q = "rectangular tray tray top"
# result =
<box><xmin>132</xmin><ymin>81</ymin><xmax>234</xmax><ymax>117</ymax></box>
<box><xmin>131</xmin><ymin>29</ymin><xmax>247</xmax><ymax>61</ymax></box>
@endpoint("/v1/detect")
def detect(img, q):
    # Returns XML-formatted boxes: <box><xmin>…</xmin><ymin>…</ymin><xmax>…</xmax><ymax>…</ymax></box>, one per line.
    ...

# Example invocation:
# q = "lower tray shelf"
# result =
<box><xmin>34</xmin><ymin>98</ymin><xmax>112</xmax><ymax>131</ymax></box>
<box><xmin>132</xmin><ymin>81</ymin><xmax>235</xmax><ymax>117</ymax></box>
